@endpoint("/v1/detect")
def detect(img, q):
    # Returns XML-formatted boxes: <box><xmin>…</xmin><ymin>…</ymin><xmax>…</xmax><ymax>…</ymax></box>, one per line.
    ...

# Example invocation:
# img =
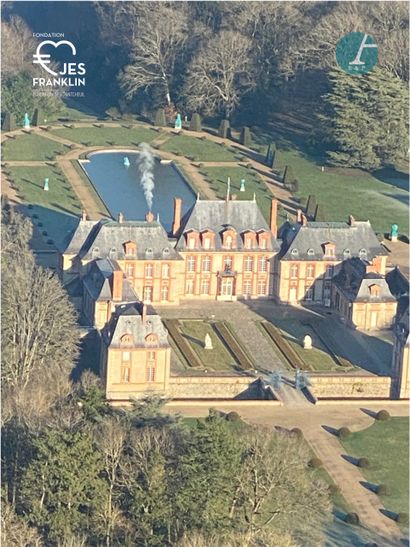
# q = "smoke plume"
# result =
<box><xmin>136</xmin><ymin>143</ymin><xmax>155</xmax><ymax>210</ymax></box>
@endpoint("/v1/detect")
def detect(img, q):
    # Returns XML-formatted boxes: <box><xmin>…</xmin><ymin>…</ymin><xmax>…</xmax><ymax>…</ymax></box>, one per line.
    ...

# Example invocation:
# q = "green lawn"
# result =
<box><xmin>341</xmin><ymin>417</ymin><xmax>409</xmax><ymax>517</ymax></box>
<box><xmin>256</xmin><ymin>141</ymin><xmax>408</xmax><ymax>236</ymax></box>
<box><xmin>2</xmin><ymin>134</ymin><xmax>68</xmax><ymax>161</ymax></box>
<box><xmin>6</xmin><ymin>166</ymin><xmax>81</xmax><ymax>215</ymax></box>
<box><xmin>179</xmin><ymin>320</ymin><xmax>236</xmax><ymax>371</ymax></box>
<box><xmin>198</xmin><ymin>165</ymin><xmax>286</xmax><ymax>225</ymax></box>
<box><xmin>160</xmin><ymin>134</ymin><xmax>238</xmax><ymax>162</ymax></box>
<box><xmin>51</xmin><ymin>125</ymin><xmax>159</xmax><ymax>146</ymax></box>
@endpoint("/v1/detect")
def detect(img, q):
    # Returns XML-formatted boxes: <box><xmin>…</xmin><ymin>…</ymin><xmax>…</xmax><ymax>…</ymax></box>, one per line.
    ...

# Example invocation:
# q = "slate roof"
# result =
<box><xmin>279</xmin><ymin>220</ymin><xmax>387</xmax><ymax>261</ymax></box>
<box><xmin>176</xmin><ymin>199</ymin><xmax>279</xmax><ymax>251</ymax></box>
<box><xmin>386</xmin><ymin>267</ymin><xmax>410</xmax><ymax>298</ymax></box>
<box><xmin>332</xmin><ymin>258</ymin><xmax>396</xmax><ymax>303</ymax></box>
<box><xmin>83</xmin><ymin>259</ymin><xmax>138</xmax><ymax>301</ymax></box>
<box><xmin>64</xmin><ymin>219</ymin><xmax>182</xmax><ymax>261</ymax></box>
<box><xmin>104</xmin><ymin>302</ymin><xmax>170</xmax><ymax>348</ymax></box>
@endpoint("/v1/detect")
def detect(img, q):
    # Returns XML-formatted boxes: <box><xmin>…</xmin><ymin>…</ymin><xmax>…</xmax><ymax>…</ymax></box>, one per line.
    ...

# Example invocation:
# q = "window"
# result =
<box><xmin>109</xmin><ymin>247</ymin><xmax>117</xmax><ymax>259</ymax></box>
<box><xmin>305</xmin><ymin>287</ymin><xmax>314</xmax><ymax>301</ymax></box>
<box><xmin>225</xmin><ymin>235</ymin><xmax>233</xmax><ymax>249</ymax></box>
<box><xmin>186</xmin><ymin>279</ymin><xmax>194</xmax><ymax>295</ymax></box>
<box><xmin>223</xmin><ymin>256</ymin><xmax>233</xmax><ymax>271</ymax></box>
<box><xmin>126</xmin><ymin>263</ymin><xmax>135</xmax><ymax>277</ymax></box>
<box><xmin>188</xmin><ymin>237</ymin><xmax>196</xmax><ymax>250</ymax></box>
<box><xmin>257</xmin><ymin>280</ymin><xmax>266</xmax><ymax>296</ymax></box>
<box><xmin>369</xmin><ymin>284</ymin><xmax>381</xmax><ymax>297</ymax></box>
<box><xmin>243</xmin><ymin>279</ymin><xmax>252</xmax><ymax>296</ymax></box>
<box><xmin>124</xmin><ymin>241</ymin><xmax>136</xmax><ymax>255</ymax></box>
<box><xmin>244</xmin><ymin>256</ymin><xmax>253</xmax><ymax>272</ymax></box>
<box><xmin>122</xmin><ymin>351</ymin><xmax>130</xmax><ymax>362</ymax></box>
<box><xmin>291</xmin><ymin>248</ymin><xmax>299</xmax><ymax>256</ymax></box>
<box><xmin>162</xmin><ymin>264</ymin><xmax>170</xmax><ymax>278</ymax></box>
<box><xmin>245</xmin><ymin>236</ymin><xmax>252</xmax><ymax>250</ymax></box>
<box><xmin>203</xmin><ymin>237</ymin><xmax>210</xmax><ymax>250</ymax></box>
<box><xmin>143</xmin><ymin>286</ymin><xmax>153</xmax><ymax>301</ymax></box>
<box><xmin>145</xmin><ymin>263</ymin><xmax>153</xmax><ymax>278</ymax></box>
<box><xmin>306</xmin><ymin>264</ymin><xmax>315</xmax><ymax>278</ymax></box>
<box><xmin>146</xmin><ymin>333</ymin><xmax>158</xmax><ymax>345</ymax></box>
<box><xmin>187</xmin><ymin>256</ymin><xmax>196</xmax><ymax>272</ymax></box>
<box><xmin>290</xmin><ymin>264</ymin><xmax>299</xmax><ymax>278</ymax></box>
<box><xmin>201</xmin><ymin>279</ymin><xmax>210</xmax><ymax>295</ymax></box>
<box><xmin>307</xmin><ymin>248</ymin><xmax>315</xmax><ymax>257</ymax></box>
<box><xmin>121</xmin><ymin>366</ymin><xmax>130</xmax><ymax>383</ymax></box>
<box><xmin>260</xmin><ymin>237</ymin><xmax>267</xmax><ymax>250</ymax></box>
<box><xmin>202</xmin><ymin>256</ymin><xmax>211</xmax><ymax>272</ymax></box>
<box><xmin>258</xmin><ymin>257</ymin><xmax>267</xmax><ymax>272</ymax></box>
<box><xmin>120</xmin><ymin>334</ymin><xmax>133</xmax><ymax>346</ymax></box>
<box><xmin>343</xmin><ymin>249</ymin><xmax>351</xmax><ymax>259</ymax></box>
<box><xmin>92</xmin><ymin>247</ymin><xmax>100</xmax><ymax>259</ymax></box>
<box><xmin>359</xmin><ymin>249</ymin><xmax>367</xmax><ymax>259</ymax></box>
<box><xmin>160</xmin><ymin>285</ymin><xmax>169</xmax><ymax>301</ymax></box>
<box><xmin>146</xmin><ymin>351</ymin><xmax>156</xmax><ymax>383</ymax></box>
<box><xmin>325</xmin><ymin>265</ymin><xmax>334</xmax><ymax>279</ymax></box>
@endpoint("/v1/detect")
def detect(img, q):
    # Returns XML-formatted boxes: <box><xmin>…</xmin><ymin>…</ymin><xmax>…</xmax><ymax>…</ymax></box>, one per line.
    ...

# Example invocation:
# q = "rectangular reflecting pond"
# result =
<box><xmin>80</xmin><ymin>151</ymin><xmax>196</xmax><ymax>231</ymax></box>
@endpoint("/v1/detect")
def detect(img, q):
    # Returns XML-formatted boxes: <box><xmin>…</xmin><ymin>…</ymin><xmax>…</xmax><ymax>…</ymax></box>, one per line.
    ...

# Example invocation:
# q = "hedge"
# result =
<box><xmin>213</xmin><ymin>321</ymin><xmax>254</xmax><ymax>370</ymax></box>
<box><xmin>261</xmin><ymin>322</ymin><xmax>311</xmax><ymax>371</ymax></box>
<box><xmin>163</xmin><ymin>319</ymin><xmax>203</xmax><ymax>369</ymax></box>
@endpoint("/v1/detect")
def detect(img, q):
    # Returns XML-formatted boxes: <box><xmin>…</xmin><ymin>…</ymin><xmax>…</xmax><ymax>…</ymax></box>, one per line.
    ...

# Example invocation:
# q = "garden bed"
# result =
<box><xmin>260</xmin><ymin>321</ymin><xmax>311</xmax><ymax>371</ymax></box>
<box><xmin>213</xmin><ymin>321</ymin><xmax>254</xmax><ymax>370</ymax></box>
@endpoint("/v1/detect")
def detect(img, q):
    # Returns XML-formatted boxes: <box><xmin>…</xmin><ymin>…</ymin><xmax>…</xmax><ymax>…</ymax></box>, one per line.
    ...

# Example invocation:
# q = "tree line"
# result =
<box><xmin>1</xmin><ymin>207</ymin><xmax>331</xmax><ymax>546</ymax></box>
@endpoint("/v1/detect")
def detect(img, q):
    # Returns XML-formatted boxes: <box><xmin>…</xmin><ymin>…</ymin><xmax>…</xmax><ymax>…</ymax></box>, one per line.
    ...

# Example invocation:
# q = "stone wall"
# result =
<box><xmin>168</xmin><ymin>374</ymin><xmax>264</xmax><ymax>400</ymax></box>
<box><xmin>309</xmin><ymin>374</ymin><xmax>391</xmax><ymax>399</ymax></box>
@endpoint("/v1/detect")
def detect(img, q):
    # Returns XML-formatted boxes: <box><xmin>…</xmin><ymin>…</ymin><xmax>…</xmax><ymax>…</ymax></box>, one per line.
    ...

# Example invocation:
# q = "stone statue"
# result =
<box><xmin>123</xmin><ymin>156</ymin><xmax>130</xmax><ymax>167</ymax></box>
<box><xmin>204</xmin><ymin>333</ymin><xmax>213</xmax><ymax>350</ymax></box>
<box><xmin>390</xmin><ymin>223</ymin><xmax>399</xmax><ymax>242</ymax></box>
<box><xmin>23</xmin><ymin>113</ymin><xmax>30</xmax><ymax>130</ymax></box>
<box><xmin>240</xmin><ymin>178</ymin><xmax>246</xmax><ymax>192</ymax></box>
<box><xmin>303</xmin><ymin>334</ymin><xmax>312</xmax><ymax>349</ymax></box>
<box><xmin>43</xmin><ymin>178</ymin><xmax>49</xmax><ymax>191</ymax></box>
<box><xmin>175</xmin><ymin>113</ymin><xmax>182</xmax><ymax>131</ymax></box>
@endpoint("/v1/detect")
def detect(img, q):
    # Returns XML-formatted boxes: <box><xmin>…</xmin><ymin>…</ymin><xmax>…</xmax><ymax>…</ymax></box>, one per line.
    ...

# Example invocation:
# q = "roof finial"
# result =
<box><xmin>196</xmin><ymin>191</ymin><xmax>200</xmax><ymax>201</ymax></box>
<box><xmin>226</xmin><ymin>177</ymin><xmax>231</xmax><ymax>202</ymax></box>
<box><xmin>252</xmin><ymin>192</ymin><xmax>256</xmax><ymax>202</ymax></box>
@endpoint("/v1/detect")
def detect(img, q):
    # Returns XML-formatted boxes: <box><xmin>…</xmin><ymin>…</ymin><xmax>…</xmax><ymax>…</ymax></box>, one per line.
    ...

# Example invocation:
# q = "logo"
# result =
<box><xmin>32</xmin><ymin>38</ymin><xmax>86</xmax><ymax>89</ymax></box>
<box><xmin>336</xmin><ymin>32</ymin><xmax>378</xmax><ymax>75</ymax></box>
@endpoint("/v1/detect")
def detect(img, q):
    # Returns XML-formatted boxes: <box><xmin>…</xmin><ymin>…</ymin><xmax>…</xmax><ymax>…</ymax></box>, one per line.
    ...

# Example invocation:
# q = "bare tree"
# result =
<box><xmin>184</xmin><ymin>31</ymin><xmax>255</xmax><ymax>118</ymax></box>
<box><xmin>233</xmin><ymin>428</ymin><xmax>331</xmax><ymax>545</ymax></box>
<box><xmin>118</xmin><ymin>4</ymin><xmax>190</xmax><ymax>106</ymax></box>
<box><xmin>1</xmin><ymin>16</ymin><xmax>37</xmax><ymax>78</ymax></box>
<box><xmin>1</xmin><ymin>501</ymin><xmax>43</xmax><ymax>547</ymax></box>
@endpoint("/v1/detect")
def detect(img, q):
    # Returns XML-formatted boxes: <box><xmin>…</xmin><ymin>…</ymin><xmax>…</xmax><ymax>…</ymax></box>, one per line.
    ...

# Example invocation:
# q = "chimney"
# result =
<box><xmin>348</xmin><ymin>215</ymin><xmax>355</xmax><ymax>226</ymax></box>
<box><xmin>297</xmin><ymin>209</ymin><xmax>302</xmax><ymax>223</ymax></box>
<box><xmin>111</xmin><ymin>269</ymin><xmax>123</xmax><ymax>301</ymax></box>
<box><xmin>118</xmin><ymin>212</ymin><xmax>124</xmax><ymax>223</ymax></box>
<box><xmin>141</xmin><ymin>303</ymin><xmax>147</xmax><ymax>323</ymax></box>
<box><xmin>172</xmin><ymin>197</ymin><xmax>182</xmax><ymax>236</ymax></box>
<box><xmin>301</xmin><ymin>214</ymin><xmax>308</xmax><ymax>227</ymax></box>
<box><xmin>270</xmin><ymin>199</ymin><xmax>278</xmax><ymax>238</ymax></box>
<box><xmin>145</xmin><ymin>211</ymin><xmax>154</xmax><ymax>223</ymax></box>
<box><xmin>81</xmin><ymin>210</ymin><xmax>87</xmax><ymax>221</ymax></box>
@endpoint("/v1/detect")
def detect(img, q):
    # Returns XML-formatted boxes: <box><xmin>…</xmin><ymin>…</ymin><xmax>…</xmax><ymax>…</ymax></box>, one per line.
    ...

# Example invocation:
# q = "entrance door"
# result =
<box><xmin>370</xmin><ymin>311</ymin><xmax>378</xmax><ymax>328</ymax></box>
<box><xmin>221</xmin><ymin>278</ymin><xmax>233</xmax><ymax>297</ymax></box>
<box><xmin>289</xmin><ymin>287</ymin><xmax>297</xmax><ymax>302</ymax></box>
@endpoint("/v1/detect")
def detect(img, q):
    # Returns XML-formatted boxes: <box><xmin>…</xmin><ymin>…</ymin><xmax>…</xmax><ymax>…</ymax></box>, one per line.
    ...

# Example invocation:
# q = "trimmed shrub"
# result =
<box><xmin>265</xmin><ymin>142</ymin><xmax>276</xmax><ymax>166</ymax></box>
<box><xmin>396</xmin><ymin>512</ymin><xmax>409</xmax><ymax>525</ymax></box>
<box><xmin>154</xmin><ymin>108</ymin><xmax>166</xmax><ymax>127</ymax></box>
<box><xmin>376</xmin><ymin>484</ymin><xmax>390</xmax><ymax>496</ymax></box>
<box><xmin>2</xmin><ymin>112</ymin><xmax>16</xmax><ymax>132</ymax></box>
<box><xmin>240</xmin><ymin>126</ymin><xmax>251</xmax><ymax>147</ymax></box>
<box><xmin>357</xmin><ymin>457</ymin><xmax>370</xmax><ymax>468</ymax></box>
<box><xmin>218</xmin><ymin>119</ymin><xmax>230</xmax><ymax>139</ymax></box>
<box><xmin>306</xmin><ymin>195</ymin><xmax>317</xmax><ymax>218</ymax></box>
<box><xmin>106</xmin><ymin>106</ymin><xmax>121</xmax><ymax>120</ymax></box>
<box><xmin>314</xmin><ymin>204</ymin><xmax>326</xmax><ymax>221</ymax></box>
<box><xmin>345</xmin><ymin>512</ymin><xmax>360</xmax><ymax>525</ymax></box>
<box><xmin>308</xmin><ymin>457</ymin><xmax>323</xmax><ymax>469</ymax></box>
<box><xmin>338</xmin><ymin>427</ymin><xmax>351</xmax><ymax>439</ymax></box>
<box><xmin>283</xmin><ymin>165</ymin><xmax>296</xmax><ymax>186</ymax></box>
<box><xmin>376</xmin><ymin>410</ymin><xmax>390</xmax><ymax>421</ymax></box>
<box><xmin>226</xmin><ymin>411</ymin><xmax>241</xmax><ymax>422</ymax></box>
<box><xmin>32</xmin><ymin>108</ymin><xmax>40</xmax><ymax>126</ymax></box>
<box><xmin>291</xmin><ymin>427</ymin><xmax>304</xmax><ymax>440</ymax></box>
<box><xmin>189</xmin><ymin>113</ymin><xmax>202</xmax><ymax>132</ymax></box>
<box><xmin>328</xmin><ymin>484</ymin><xmax>340</xmax><ymax>495</ymax></box>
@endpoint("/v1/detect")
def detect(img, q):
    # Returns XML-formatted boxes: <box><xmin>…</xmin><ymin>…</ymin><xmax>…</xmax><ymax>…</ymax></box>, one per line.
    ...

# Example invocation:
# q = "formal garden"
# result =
<box><xmin>340</xmin><ymin>415</ymin><xmax>409</xmax><ymax>530</ymax></box>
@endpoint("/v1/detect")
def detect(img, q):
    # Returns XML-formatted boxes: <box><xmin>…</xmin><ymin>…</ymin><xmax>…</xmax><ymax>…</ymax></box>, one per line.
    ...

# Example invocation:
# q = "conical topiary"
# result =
<box><xmin>32</xmin><ymin>108</ymin><xmax>40</xmax><ymax>126</ymax></box>
<box><xmin>315</xmin><ymin>204</ymin><xmax>326</xmax><ymax>221</ymax></box>
<box><xmin>154</xmin><ymin>108</ymin><xmax>166</xmax><ymax>127</ymax></box>
<box><xmin>218</xmin><ymin>119</ymin><xmax>230</xmax><ymax>139</ymax></box>
<box><xmin>266</xmin><ymin>143</ymin><xmax>277</xmax><ymax>166</ymax></box>
<box><xmin>189</xmin><ymin>113</ymin><xmax>202</xmax><ymax>132</ymax></box>
<box><xmin>240</xmin><ymin>126</ymin><xmax>251</xmax><ymax>147</ymax></box>
<box><xmin>306</xmin><ymin>195</ymin><xmax>317</xmax><ymax>219</ymax></box>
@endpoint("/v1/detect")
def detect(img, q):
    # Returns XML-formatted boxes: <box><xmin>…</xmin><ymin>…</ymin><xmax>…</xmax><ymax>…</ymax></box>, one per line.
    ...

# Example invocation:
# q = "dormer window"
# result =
<box><xmin>343</xmin><ymin>249</ymin><xmax>351</xmax><ymax>259</ymax></box>
<box><xmin>92</xmin><ymin>247</ymin><xmax>100</xmax><ymax>259</ymax></box>
<box><xmin>369</xmin><ymin>284</ymin><xmax>381</xmax><ymax>297</ymax></box>
<box><xmin>124</xmin><ymin>241</ymin><xmax>136</xmax><ymax>256</ymax></box>
<box><xmin>359</xmin><ymin>249</ymin><xmax>367</xmax><ymax>259</ymax></box>
<box><xmin>291</xmin><ymin>248</ymin><xmax>299</xmax><ymax>256</ymax></box>
<box><xmin>201</xmin><ymin>230</ymin><xmax>214</xmax><ymax>250</ymax></box>
<box><xmin>186</xmin><ymin>230</ymin><xmax>199</xmax><ymax>250</ymax></box>
<box><xmin>307</xmin><ymin>248</ymin><xmax>315</xmax><ymax>257</ymax></box>
<box><xmin>323</xmin><ymin>242</ymin><xmax>336</xmax><ymax>258</ymax></box>
<box><xmin>109</xmin><ymin>247</ymin><xmax>117</xmax><ymax>259</ymax></box>
<box><xmin>145</xmin><ymin>333</ymin><xmax>158</xmax><ymax>345</ymax></box>
<box><xmin>242</xmin><ymin>230</ymin><xmax>256</xmax><ymax>250</ymax></box>
<box><xmin>120</xmin><ymin>333</ymin><xmax>133</xmax><ymax>346</ymax></box>
<box><xmin>163</xmin><ymin>248</ymin><xmax>170</xmax><ymax>256</ymax></box>
<box><xmin>257</xmin><ymin>230</ymin><xmax>269</xmax><ymax>250</ymax></box>
<box><xmin>222</xmin><ymin>228</ymin><xmax>236</xmax><ymax>249</ymax></box>
<box><xmin>145</xmin><ymin>248</ymin><xmax>153</xmax><ymax>258</ymax></box>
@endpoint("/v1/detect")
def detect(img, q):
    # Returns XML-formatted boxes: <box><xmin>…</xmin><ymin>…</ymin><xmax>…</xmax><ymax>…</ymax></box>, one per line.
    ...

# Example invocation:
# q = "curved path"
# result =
<box><xmin>164</xmin><ymin>401</ymin><xmax>408</xmax><ymax>545</ymax></box>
